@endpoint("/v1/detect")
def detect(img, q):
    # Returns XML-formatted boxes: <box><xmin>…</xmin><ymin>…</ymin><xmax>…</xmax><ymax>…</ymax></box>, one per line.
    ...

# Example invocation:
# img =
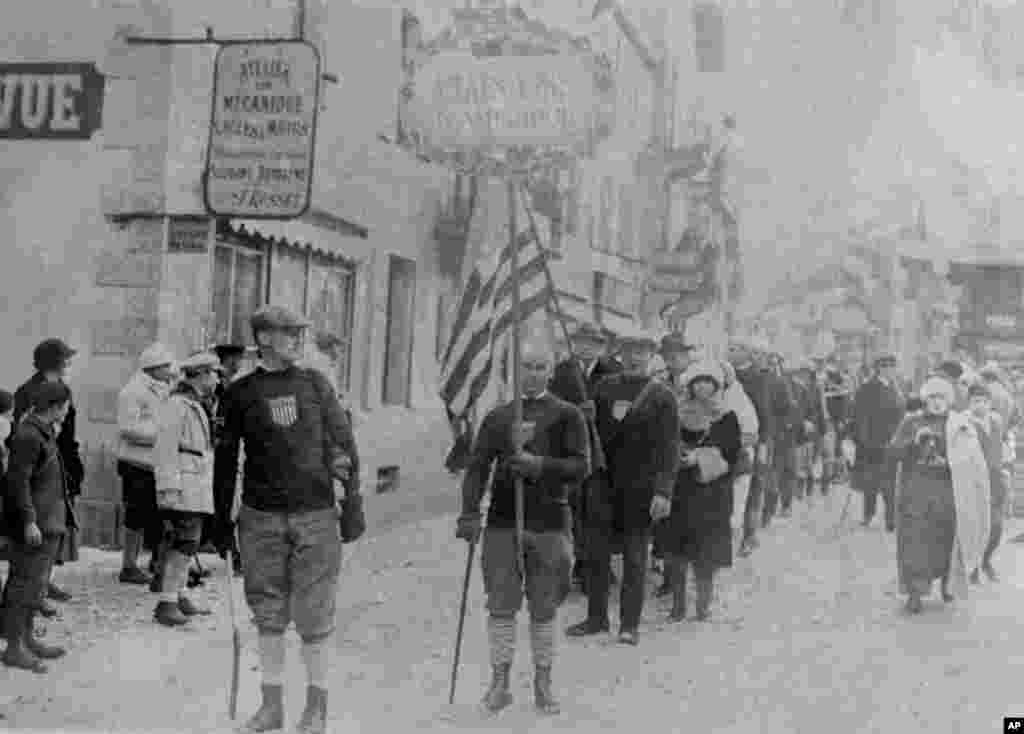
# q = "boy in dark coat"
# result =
<box><xmin>456</xmin><ymin>338</ymin><xmax>588</xmax><ymax>715</ymax></box>
<box><xmin>852</xmin><ymin>354</ymin><xmax>906</xmax><ymax>531</ymax></box>
<box><xmin>548</xmin><ymin>322</ymin><xmax>621</xmax><ymax>591</ymax></box>
<box><xmin>2</xmin><ymin>380</ymin><xmax>73</xmax><ymax>673</ymax></box>
<box><xmin>763</xmin><ymin>354</ymin><xmax>800</xmax><ymax>524</ymax></box>
<box><xmin>565</xmin><ymin>325</ymin><xmax>679</xmax><ymax>646</ymax></box>
<box><xmin>12</xmin><ymin>338</ymin><xmax>84</xmax><ymax>610</ymax></box>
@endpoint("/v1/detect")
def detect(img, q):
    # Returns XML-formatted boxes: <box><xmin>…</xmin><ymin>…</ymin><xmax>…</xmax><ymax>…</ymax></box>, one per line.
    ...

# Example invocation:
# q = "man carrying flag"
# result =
<box><xmin>455</xmin><ymin>337</ymin><xmax>588</xmax><ymax>715</ymax></box>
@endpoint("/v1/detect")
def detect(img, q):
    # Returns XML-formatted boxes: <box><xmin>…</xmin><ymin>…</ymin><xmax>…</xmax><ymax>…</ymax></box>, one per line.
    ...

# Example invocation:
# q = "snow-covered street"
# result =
<box><xmin>2</xmin><ymin>483</ymin><xmax>1023</xmax><ymax>733</ymax></box>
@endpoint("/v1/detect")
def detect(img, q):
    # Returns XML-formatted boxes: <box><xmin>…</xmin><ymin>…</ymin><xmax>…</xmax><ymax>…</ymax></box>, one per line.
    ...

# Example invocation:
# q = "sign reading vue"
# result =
<box><xmin>0</xmin><ymin>62</ymin><xmax>105</xmax><ymax>139</ymax></box>
<box><xmin>204</xmin><ymin>41</ymin><xmax>320</xmax><ymax>220</ymax></box>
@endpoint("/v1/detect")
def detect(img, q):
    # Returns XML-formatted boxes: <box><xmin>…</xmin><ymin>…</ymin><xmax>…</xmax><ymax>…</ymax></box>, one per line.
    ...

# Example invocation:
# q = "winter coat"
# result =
<box><xmin>767</xmin><ymin>371</ymin><xmax>799</xmax><ymax>446</ymax></box>
<box><xmin>12</xmin><ymin>374</ymin><xmax>85</xmax><ymax>497</ymax></box>
<box><xmin>3</xmin><ymin>414</ymin><xmax>69</xmax><ymax>539</ymax></box>
<box><xmin>593</xmin><ymin>374</ymin><xmax>680</xmax><ymax>533</ymax></box>
<box><xmin>891</xmin><ymin>411</ymin><xmax>990</xmax><ymax>599</ymax></box>
<box><xmin>117</xmin><ymin>371</ymin><xmax>172</xmax><ymax>471</ymax></box>
<box><xmin>852</xmin><ymin>377</ymin><xmax>906</xmax><ymax>457</ymax></box>
<box><xmin>735</xmin><ymin>367</ymin><xmax>774</xmax><ymax>442</ymax></box>
<box><xmin>153</xmin><ymin>384</ymin><xmax>215</xmax><ymax>515</ymax></box>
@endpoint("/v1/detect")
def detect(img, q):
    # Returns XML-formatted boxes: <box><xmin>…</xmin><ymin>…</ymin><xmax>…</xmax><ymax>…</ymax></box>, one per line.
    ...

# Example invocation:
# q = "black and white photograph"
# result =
<box><xmin>2</xmin><ymin>1</ymin><xmax>1024</xmax><ymax>732</ymax></box>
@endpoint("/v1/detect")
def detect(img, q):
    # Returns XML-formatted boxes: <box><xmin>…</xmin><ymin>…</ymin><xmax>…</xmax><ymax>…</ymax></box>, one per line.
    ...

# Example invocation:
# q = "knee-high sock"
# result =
<box><xmin>487</xmin><ymin>614</ymin><xmax>516</xmax><ymax>667</ymax></box>
<box><xmin>300</xmin><ymin>637</ymin><xmax>331</xmax><ymax>689</ymax></box>
<box><xmin>529</xmin><ymin>617</ymin><xmax>556</xmax><ymax>668</ymax></box>
<box><xmin>160</xmin><ymin>551</ymin><xmax>190</xmax><ymax>604</ymax></box>
<box><xmin>258</xmin><ymin>632</ymin><xmax>287</xmax><ymax>686</ymax></box>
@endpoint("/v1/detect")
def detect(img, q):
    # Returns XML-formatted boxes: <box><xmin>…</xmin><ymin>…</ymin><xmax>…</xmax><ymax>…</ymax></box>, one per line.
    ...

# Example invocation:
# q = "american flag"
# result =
<box><xmin>440</xmin><ymin>226</ymin><xmax>554</xmax><ymax>473</ymax></box>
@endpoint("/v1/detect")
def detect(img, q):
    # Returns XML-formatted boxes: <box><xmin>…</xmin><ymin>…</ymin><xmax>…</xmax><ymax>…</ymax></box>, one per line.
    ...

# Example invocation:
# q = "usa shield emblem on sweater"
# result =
<box><xmin>267</xmin><ymin>395</ymin><xmax>298</xmax><ymax>427</ymax></box>
<box><xmin>612</xmin><ymin>400</ymin><xmax>631</xmax><ymax>421</ymax></box>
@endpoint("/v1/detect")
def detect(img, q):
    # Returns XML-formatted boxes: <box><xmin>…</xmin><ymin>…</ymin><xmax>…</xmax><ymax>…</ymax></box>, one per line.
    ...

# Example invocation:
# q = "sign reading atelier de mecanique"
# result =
<box><xmin>204</xmin><ymin>41</ymin><xmax>320</xmax><ymax>219</ymax></box>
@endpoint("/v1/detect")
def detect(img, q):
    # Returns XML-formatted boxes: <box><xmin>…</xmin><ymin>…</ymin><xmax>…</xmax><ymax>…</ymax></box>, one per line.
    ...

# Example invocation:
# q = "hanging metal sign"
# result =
<box><xmin>0</xmin><ymin>62</ymin><xmax>105</xmax><ymax>140</ymax></box>
<box><xmin>203</xmin><ymin>40</ymin><xmax>320</xmax><ymax>220</ymax></box>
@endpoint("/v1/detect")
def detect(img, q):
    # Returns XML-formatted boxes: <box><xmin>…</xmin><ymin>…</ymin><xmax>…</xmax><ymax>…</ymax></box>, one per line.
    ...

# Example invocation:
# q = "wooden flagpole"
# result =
<box><xmin>508</xmin><ymin>178</ymin><xmax>526</xmax><ymax>580</ymax></box>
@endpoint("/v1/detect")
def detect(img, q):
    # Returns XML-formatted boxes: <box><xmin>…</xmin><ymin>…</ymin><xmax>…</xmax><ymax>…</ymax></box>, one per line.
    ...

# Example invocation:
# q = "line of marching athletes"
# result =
<box><xmin>453</xmin><ymin>321</ymin><xmax>861</xmax><ymax>716</ymax></box>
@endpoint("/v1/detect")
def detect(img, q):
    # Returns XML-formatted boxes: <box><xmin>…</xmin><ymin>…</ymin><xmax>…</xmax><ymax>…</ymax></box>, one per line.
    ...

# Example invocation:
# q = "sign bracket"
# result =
<box><xmin>122</xmin><ymin>32</ymin><xmax>339</xmax><ymax>86</ymax></box>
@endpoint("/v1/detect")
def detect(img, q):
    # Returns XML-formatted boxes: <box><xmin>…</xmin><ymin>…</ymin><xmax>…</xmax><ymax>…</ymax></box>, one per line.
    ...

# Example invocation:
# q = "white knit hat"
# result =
<box><xmin>682</xmin><ymin>360</ymin><xmax>726</xmax><ymax>390</ymax></box>
<box><xmin>139</xmin><ymin>342</ymin><xmax>176</xmax><ymax>370</ymax></box>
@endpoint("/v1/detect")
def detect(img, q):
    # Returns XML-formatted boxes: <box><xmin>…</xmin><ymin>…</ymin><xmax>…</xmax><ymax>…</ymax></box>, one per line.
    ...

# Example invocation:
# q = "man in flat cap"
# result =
<box><xmin>566</xmin><ymin>324</ymin><xmax>679</xmax><ymax>646</ymax></box>
<box><xmin>548</xmin><ymin>322</ymin><xmax>622</xmax><ymax>592</ymax></box>
<box><xmin>216</xmin><ymin>305</ymin><xmax>362</xmax><ymax>734</ymax></box>
<box><xmin>151</xmin><ymin>352</ymin><xmax>220</xmax><ymax>626</ymax></box>
<box><xmin>851</xmin><ymin>354</ymin><xmax>906</xmax><ymax>531</ymax></box>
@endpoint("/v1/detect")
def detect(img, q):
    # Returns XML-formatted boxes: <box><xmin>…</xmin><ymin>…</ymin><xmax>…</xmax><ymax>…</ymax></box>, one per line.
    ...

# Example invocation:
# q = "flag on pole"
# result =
<box><xmin>440</xmin><ymin>226</ymin><xmax>553</xmax><ymax>473</ymax></box>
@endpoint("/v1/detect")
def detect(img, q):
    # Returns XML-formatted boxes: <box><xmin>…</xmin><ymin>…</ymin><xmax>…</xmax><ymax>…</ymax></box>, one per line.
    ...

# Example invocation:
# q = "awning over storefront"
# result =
<box><xmin>230</xmin><ymin>208</ymin><xmax>369</xmax><ymax>261</ymax></box>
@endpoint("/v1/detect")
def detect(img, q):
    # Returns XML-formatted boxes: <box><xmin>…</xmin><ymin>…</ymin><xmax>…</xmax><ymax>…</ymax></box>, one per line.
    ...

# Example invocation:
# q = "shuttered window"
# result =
<box><xmin>211</xmin><ymin>240</ymin><xmax>266</xmax><ymax>347</ymax></box>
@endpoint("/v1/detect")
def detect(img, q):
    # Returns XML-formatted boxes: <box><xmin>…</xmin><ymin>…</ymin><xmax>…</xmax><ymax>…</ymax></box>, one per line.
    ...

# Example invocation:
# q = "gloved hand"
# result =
<box><xmin>455</xmin><ymin>513</ymin><xmax>482</xmax><ymax>543</ymax></box>
<box><xmin>506</xmin><ymin>451</ymin><xmax>544</xmax><ymax>480</ymax></box>
<box><xmin>339</xmin><ymin>494</ymin><xmax>366</xmax><ymax>543</ymax></box>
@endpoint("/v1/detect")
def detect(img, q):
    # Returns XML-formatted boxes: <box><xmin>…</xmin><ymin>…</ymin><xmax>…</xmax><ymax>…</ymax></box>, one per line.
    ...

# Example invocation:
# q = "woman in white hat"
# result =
<box><xmin>662</xmin><ymin>361</ymin><xmax>742</xmax><ymax>622</ymax></box>
<box><xmin>116</xmin><ymin>342</ymin><xmax>177</xmax><ymax>586</ymax></box>
<box><xmin>890</xmin><ymin>377</ymin><xmax>990</xmax><ymax>614</ymax></box>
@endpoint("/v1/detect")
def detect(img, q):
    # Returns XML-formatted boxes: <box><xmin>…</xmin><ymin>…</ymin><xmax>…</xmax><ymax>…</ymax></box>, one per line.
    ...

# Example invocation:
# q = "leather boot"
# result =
<box><xmin>2</xmin><ymin>604</ymin><xmax>46</xmax><ymax>673</ymax></box>
<box><xmin>295</xmin><ymin>685</ymin><xmax>327</xmax><ymax>734</ymax></box>
<box><xmin>668</xmin><ymin>560</ymin><xmax>687</xmax><ymax>622</ymax></box>
<box><xmin>695</xmin><ymin>576</ymin><xmax>713</xmax><ymax>621</ymax></box>
<box><xmin>240</xmin><ymin>684</ymin><xmax>285</xmax><ymax>733</ymax></box>
<box><xmin>534</xmin><ymin>666</ymin><xmax>560</xmax><ymax>715</ymax></box>
<box><xmin>154</xmin><ymin>600</ymin><xmax>188</xmax><ymax>627</ymax></box>
<box><xmin>481</xmin><ymin>663</ymin><xmax>513</xmax><ymax>714</ymax></box>
<box><xmin>24</xmin><ymin>610</ymin><xmax>65</xmax><ymax>659</ymax></box>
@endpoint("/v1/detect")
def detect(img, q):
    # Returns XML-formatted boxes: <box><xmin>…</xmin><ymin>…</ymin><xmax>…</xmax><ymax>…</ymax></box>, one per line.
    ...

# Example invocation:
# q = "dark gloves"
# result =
<box><xmin>455</xmin><ymin>513</ymin><xmax>481</xmax><ymax>543</ymax></box>
<box><xmin>339</xmin><ymin>494</ymin><xmax>365</xmax><ymax>543</ymax></box>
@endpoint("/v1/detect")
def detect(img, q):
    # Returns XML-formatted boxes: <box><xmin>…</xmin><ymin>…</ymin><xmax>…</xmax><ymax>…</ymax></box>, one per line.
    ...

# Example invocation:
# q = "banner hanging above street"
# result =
<box><xmin>204</xmin><ymin>41</ymin><xmax>320</xmax><ymax>220</ymax></box>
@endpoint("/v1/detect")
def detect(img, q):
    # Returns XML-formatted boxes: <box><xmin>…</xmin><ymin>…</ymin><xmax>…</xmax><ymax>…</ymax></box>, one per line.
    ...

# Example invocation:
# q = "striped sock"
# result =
<box><xmin>487</xmin><ymin>615</ymin><xmax>516</xmax><ymax>667</ymax></box>
<box><xmin>529</xmin><ymin>618</ymin><xmax>556</xmax><ymax>668</ymax></box>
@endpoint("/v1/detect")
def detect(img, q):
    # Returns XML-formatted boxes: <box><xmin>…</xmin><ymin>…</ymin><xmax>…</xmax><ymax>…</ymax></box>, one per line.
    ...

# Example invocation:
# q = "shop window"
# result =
<box><xmin>308</xmin><ymin>253</ymin><xmax>356</xmax><ymax>395</ymax></box>
<box><xmin>383</xmin><ymin>255</ymin><xmax>417</xmax><ymax>406</ymax></box>
<box><xmin>212</xmin><ymin>241</ymin><xmax>266</xmax><ymax>347</ymax></box>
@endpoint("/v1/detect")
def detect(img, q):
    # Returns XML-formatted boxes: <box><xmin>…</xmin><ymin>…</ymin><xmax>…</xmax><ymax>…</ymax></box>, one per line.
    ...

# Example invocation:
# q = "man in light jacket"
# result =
<box><xmin>722</xmin><ymin>361</ymin><xmax>759</xmax><ymax>543</ymax></box>
<box><xmin>152</xmin><ymin>352</ymin><xmax>219</xmax><ymax>626</ymax></box>
<box><xmin>117</xmin><ymin>343</ymin><xmax>176</xmax><ymax>585</ymax></box>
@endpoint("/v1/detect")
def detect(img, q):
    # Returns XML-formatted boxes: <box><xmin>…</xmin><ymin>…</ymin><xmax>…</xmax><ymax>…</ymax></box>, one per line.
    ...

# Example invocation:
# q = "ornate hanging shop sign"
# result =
<box><xmin>204</xmin><ymin>40</ymin><xmax>320</xmax><ymax>220</ymax></box>
<box><xmin>399</xmin><ymin>6</ymin><xmax>615</xmax><ymax>180</ymax></box>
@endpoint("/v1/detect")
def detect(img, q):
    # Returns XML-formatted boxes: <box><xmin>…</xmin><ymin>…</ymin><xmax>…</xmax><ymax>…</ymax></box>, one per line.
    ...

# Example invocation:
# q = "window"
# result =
<box><xmin>212</xmin><ymin>239</ymin><xmax>267</xmax><ymax>347</ymax></box>
<box><xmin>308</xmin><ymin>253</ymin><xmax>357</xmax><ymax>394</ymax></box>
<box><xmin>382</xmin><ymin>255</ymin><xmax>417</xmax><ymax>406</ymax></box>
<box><xmin>693</xmin><ymin>3</ymin><xmax>725</xmax><ymax>73</ymax></box>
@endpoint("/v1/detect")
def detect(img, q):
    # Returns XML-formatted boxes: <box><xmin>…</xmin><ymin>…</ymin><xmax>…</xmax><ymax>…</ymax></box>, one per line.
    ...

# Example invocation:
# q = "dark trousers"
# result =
<box><xmin>858</xmin><ymin>456</ymin><xmax>895</xmax><ymax>529</ymax></box>
<box><xmin>3</xmin><ymin>535</ymin><xmax>61</xmax><ymax>613</ymax></box>
<box><xmin>745</xmin><ymin>442</ymin><xmax>773</xmax><ymax>540</ymax></box>
<box><xmin>586</xmin><ymin>527</ymin><xmax>650</xmax><ymax>631</ymax></box>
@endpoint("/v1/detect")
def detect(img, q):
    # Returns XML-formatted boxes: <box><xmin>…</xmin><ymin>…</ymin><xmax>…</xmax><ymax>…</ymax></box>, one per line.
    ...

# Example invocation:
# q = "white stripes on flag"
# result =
<box><xmin>439</xmin><ymin>230</ymin><xmax>553</xmax><ymax>426</ymax></box>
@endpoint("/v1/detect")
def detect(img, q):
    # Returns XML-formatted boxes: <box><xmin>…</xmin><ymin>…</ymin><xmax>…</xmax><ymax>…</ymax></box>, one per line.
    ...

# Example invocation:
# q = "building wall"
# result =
<box><xmin>1</xmin><ymin>0</ymin><xmax>453</xmax><ymax>545</ymax></box>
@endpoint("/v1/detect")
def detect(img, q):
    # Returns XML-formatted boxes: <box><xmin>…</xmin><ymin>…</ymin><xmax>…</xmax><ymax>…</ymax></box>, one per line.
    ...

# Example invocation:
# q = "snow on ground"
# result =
<box><xmin>2</xmin><ymin>484</ymin><xmax>1023</xmax><ymax>733</ymax></box>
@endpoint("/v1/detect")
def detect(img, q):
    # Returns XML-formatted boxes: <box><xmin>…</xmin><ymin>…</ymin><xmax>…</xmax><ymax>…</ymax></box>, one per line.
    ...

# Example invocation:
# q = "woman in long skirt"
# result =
<box><xmin>890</xmin><ymin>377</ymin><xmax>990</xmax><ymax>614</ymax></box>
<box><xmin>663</xmin><ymin>362</ymin><xmax>742</xmax><ymax>622</ymax></box>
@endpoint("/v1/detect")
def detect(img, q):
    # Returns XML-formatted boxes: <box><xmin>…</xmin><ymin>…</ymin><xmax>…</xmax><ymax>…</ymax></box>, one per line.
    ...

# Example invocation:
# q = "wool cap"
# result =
<box><xmin>33</xmin><ymin>338</ymin><xmax>76</xmax><ymax>372</ymax></box>
<box><xmin>139</xmin><ymin>342</ymin><xmax>176</xmax><ymax>371</ymax></box>
<box><xmin>920</xmin><ymin>377</ymin><xmax>955</xmax><ymax>404</ymax></box>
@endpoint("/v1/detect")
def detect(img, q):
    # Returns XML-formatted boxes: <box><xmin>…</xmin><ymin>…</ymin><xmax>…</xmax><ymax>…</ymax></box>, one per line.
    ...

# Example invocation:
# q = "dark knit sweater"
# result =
<box><xmin>215</xmin><ymin>365</ymin><xmax>359</xmax><ymax>514</ymax></box>
<box><xmin>461</xmin><ymin>393</ymin><xmax>587</xmax><ymax>533</ymax></box>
